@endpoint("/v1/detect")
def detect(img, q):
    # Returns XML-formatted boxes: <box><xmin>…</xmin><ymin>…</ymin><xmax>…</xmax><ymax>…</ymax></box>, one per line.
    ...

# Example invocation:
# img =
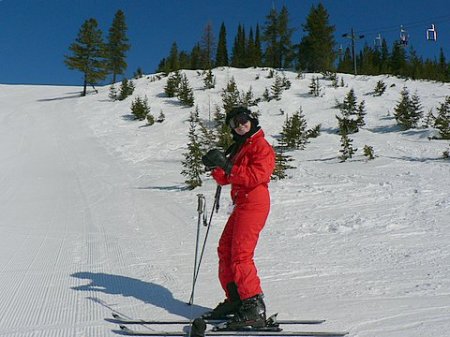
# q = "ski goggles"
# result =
<box><xmin>229</xmin><ymin>113</ymin><xmax>250</xmax><ymax>129</ymax></box>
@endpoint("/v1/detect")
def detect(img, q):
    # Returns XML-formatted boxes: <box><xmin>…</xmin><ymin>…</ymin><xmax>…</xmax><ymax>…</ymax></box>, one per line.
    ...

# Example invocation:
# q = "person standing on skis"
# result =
<box><xmin>201</xmin><ymin>106</ymin><xmax>275</xmax><ymax>329</ymax></box>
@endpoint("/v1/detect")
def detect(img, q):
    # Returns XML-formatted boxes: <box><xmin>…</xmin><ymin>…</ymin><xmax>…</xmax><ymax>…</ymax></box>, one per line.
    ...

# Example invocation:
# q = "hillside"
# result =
<box><xmin>0</xmin><ymin>69</ymin><xmax>449</xmax><ymax>337</ymax></box>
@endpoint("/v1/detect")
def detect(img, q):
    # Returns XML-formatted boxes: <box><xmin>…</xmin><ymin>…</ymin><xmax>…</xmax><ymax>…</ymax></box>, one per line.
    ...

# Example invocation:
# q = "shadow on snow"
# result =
<box><xmin>71</xmin><ymin>272</ymin><xmax>210</xmax><ymax>319</ymax></box>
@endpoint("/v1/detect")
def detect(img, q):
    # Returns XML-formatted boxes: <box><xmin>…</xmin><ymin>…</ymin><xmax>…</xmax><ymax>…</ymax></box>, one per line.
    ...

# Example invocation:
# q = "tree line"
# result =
<box><xmin>156</xmin><ymin>4</ymin><xmax>450</xmax><ymax>83</ymax></box>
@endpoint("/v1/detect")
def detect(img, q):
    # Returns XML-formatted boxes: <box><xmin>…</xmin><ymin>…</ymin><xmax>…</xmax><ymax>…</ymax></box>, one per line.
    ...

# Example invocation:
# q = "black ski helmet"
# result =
<box><xmin>225</xmin><ymin>106</ymin><xmax>258</xmax><ymax>127</ymax></box>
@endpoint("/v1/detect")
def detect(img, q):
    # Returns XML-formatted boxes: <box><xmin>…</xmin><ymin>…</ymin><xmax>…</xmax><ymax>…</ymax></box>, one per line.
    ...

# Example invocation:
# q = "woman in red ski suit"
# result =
<box><xmin>202</xmin><ymin>107</ymin><xmax>275</xmax><ymax>328</ymax></box>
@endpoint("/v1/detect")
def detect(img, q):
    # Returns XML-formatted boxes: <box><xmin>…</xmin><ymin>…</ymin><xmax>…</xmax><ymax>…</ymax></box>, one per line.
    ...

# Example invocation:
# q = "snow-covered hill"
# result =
<box><xmin>0</xmin><ymin>69</ymin><xmax>449</xmax><ymax>337</ymax></box>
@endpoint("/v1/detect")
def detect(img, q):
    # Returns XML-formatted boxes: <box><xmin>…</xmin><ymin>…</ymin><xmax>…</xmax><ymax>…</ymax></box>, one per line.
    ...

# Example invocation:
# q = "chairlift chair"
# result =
<box><xmin>400</xmin><ymin>25</ymin><xmax>409</xmax><ymax>46</ymax></box>
<box><xmin>426</xmin><ymin>24</ymin><xmax>437</xmax><ymax>41</ymax></box>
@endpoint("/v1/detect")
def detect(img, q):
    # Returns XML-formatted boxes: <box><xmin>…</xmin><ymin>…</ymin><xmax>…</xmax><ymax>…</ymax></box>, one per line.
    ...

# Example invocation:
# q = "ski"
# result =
<box><xmin>118</xmin><ymin>325</ymin><xmax>348</xmax><ymax>336</ymax></box>
<box><xmin>110</xmin><ymin>313</ymin><xmax>325</xmax><ymax>325</ymax></box>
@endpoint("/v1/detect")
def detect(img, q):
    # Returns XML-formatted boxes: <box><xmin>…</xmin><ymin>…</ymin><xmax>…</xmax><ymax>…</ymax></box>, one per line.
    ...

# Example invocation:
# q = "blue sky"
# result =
<box><xmin>1</xmin><ymin>0</ymin><xmax>449</xmax><ymax>85</ymax></box>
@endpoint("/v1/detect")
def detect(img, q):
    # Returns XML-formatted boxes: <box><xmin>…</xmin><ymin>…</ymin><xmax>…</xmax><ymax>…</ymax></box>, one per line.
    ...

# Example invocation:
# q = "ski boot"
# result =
<box><xmin>202</xmin><ymin>282</ymin><xmax>242</xmax><ymax>319</ymax></box>
<box><xmin>225</xmin><ymin>294</ymin><xmax>266</xmax><ymax>329</ymax></box>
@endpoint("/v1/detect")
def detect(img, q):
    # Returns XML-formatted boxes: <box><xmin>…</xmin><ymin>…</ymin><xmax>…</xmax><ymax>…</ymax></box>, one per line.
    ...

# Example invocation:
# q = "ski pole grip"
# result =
<box><xmin>197</xmin><ymin>194</ymin><xmax>205</xmax><ymax>214</ymax></box>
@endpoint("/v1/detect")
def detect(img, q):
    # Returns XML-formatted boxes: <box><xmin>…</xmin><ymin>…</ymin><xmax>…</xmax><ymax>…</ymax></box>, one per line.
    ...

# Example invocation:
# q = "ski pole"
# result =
<box><xmin>188</xmin><ymin>185</ymin><xmax>221</xmax><ymax>305</ymax></box>
<box><xmin>189</xmin><ymin>194</ymin><xmax>206</xmax><ymax>305</ymax></box>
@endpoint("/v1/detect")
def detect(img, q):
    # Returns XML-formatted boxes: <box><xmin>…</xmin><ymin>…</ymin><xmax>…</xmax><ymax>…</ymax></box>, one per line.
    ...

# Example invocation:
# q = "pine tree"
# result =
<box><xmin>177</xmin><ymin>74</ymin><xmax>195</xmax><ymax>107</ymax></box>
<box><xmin>164</xmin><ymin>70</ymin><xmax>182</xmax><ymax>97</ymax></box>
<box><xmin>167</xmin><ymin>42</ymin><xmax>180</xmax><ymax>73</ymax></box>
<box><xmin>106</xmin><ymin>10</ymin><xmax>130</xmax><ymax>84</ymax></box>
<box><xmin>65</xmin><ymin>18</ymin><xmax>108</xmax><ymax>96</ymax></box>
<box><xmin>277</xmin><ymin>5</ymin><xmax>295</xmax><ymax>68</ymax></box>
<box><xmin>222</xmin><ymin>77</ymin><xmax>241</xmax><ymax>113</ymax></box>
<box><xmin>181</xmin><ymin>108</ymin><xmax>204</xmax><ymax>190</ymax></box>
<box><xmin>130</xmin><ymin>96</ymin><xmax>150</xmax><ymax>120</ymax></box>
<box><xmin>271</xmin><ymin>74</ymin><xmax>284</xmax><ymax>100</ymax></box>
<box><xmin>298</xmin><ymin>3</ymin><xmax>336</xmax><ymax>72</ymax></box>
<box><xmin>213</xmin><ymin>106</ymin><xmax>233</xmax><ymax>151</ymax></box>
<box><xmin>373</xmin><ymin>80</ymin><xmax>387</xmax><ymax>96</ymax></box>
<box><xmin>394</xmin><ymin>87</ymin><xmax>423</xmax><ymax>130</ymax></box>
<box><xmin>262</xmin><ymin>7</ymin><xmax>279</xmax><ymax>67</ymax></box>
<box><xmin>335</xmin><ymin>89</ymin><xmax>364</xmax><ymax>134</ymax></box>
<box><xmin>309</xmin><ymin>76</ymin><xmax>320</xmax><ymax>96</ymax></box>
<box><xmin>434</xmin><ymin>96</ymin><xmax>450</xmax><ymax>139</ymax></box>
<box><xmin>201</xmin><ymin>21</ymin><xmax>215</xmax><ymax>70</ymax></box>
<box><xmin>231</xmin><ymin>24</ymin><xmax>247</xmax><ymax>67</ymax></box>
<box><xmin>203</xmin><ymin>69</ymin><xmax>215</xmax><ymax>89</ymax></box>
<box><xmin>272</xmin><ymin>145</ymin><xmax>295</xmax><ymax>180</ymax></box>
<box><xmin>109</xmin><ymin>84</ymin><xmax>118</xmax><ymax>100</ymax></box>
<box><xmin>118</xmin><ymin>78</ymin><xmax>135</xmax><ymax>100</ymax></box>
<box><xmin>215</xmin><ymin>22</ymin><xmax>229</xmax><ymax>67</ymax></box>
<box><xmin>363</xmin><ymin>145</ymin><xmax>375</xmax><ymax>160</ymax></box>
<box><xmin>339</xmin><ymin>134</ymin><xmax>357</xmax><ymax>162</ymax></box>
<box><xmin>280</xmin><ymin>108</ymin><xmax>308</xmax><ymax>149</ymax></box>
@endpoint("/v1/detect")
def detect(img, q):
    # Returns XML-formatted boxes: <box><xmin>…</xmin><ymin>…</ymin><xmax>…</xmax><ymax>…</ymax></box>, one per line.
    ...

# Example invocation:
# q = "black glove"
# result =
<box><xmin>202</xmin><ymin>149</ymin><xmax>233</xmax><ymax>174</ymax></box>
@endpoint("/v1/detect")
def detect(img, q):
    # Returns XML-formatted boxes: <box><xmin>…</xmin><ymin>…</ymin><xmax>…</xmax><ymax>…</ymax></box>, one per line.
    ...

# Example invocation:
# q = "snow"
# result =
<box><xmin>0</xmin><ymin>69</ymin><xmax>449</xmax><ymax>337</ymax></box>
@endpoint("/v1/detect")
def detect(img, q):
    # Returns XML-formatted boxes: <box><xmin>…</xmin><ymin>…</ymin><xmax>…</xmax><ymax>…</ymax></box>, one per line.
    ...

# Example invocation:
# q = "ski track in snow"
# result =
<box><xmin>0</xmin><ymin>70</ymin><xmax>449</xmax><ymax>337</ymax></box>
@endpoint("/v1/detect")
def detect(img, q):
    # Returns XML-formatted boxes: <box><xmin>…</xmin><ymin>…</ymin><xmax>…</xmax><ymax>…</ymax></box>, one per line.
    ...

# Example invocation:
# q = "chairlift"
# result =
<box><xmin>400</xmin><ymin>25</ymin><xmax>409</xmax><ymax>46</ymax></box>
<box><xmin>374</xmin><ymin>33</ymin><xmax>382</xmax><ymax>48</ymax></box>
<box><xmin>426</xmin><ymin>24</ymin><xmax>437</xmax><ymax>41</ymax></box>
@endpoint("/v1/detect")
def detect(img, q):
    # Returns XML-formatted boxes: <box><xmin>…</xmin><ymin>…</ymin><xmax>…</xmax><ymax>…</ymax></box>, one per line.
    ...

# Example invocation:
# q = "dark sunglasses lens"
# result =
<box><xmin>230</xmin><ymin>114</ymin><xmax>249</xmax><ymax>128</ymax></box>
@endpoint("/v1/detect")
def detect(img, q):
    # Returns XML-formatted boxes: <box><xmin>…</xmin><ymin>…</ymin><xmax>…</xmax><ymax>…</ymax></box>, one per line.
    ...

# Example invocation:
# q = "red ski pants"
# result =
<box><xmin>217</xmin><ymin>197</ymin><xmax>270</xmax><ymax>300</ymax></box>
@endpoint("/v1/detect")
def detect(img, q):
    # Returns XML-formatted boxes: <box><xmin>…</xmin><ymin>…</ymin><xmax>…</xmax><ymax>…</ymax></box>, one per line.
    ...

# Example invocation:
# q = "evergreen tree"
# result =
<box><xmin>337</xmin><ymin>47</ymin><xmax>353</xmax><ymax>73</ymax></box>
<box><xmin>262</xmin><ymin>7</ymin><xmax>279</xmax><ymax>68</ymax></box>
<box><xmin>167</xmin><ymin>42</ymin><xmax>180</xmax><ymax>73</ymax></box>
<box><xmin>164</xmin><ymin>70</ymin><xmax>182</xmax><ymax>97</ymax></box>
<box><xmin>177</xmin><ymin>74</ymin><xmax>195</xmax><ymax>107</ymax></box>
<box><xmin>339</xmin><ymin>134</ymin><xmax>357</xmax><ymax>162</ymax></box>
<box><xmin>118</xmin><ymin>78</ymin><xmax>135</xmax><ymax>100</ymax></box>
<box><xmin>434</xmin><ymin>96</ymin><xmax>450</xmax><ymax>139</ymax></box>
<box><xmin>390</xmin><ymin>42</ymin><xmax>408</xmax><ymax>76</ymax></box>
<box><xmin>213</xmin><ymin>106</ymin><xmax>233</xmax><ymax>150</ymax></box>
<box><xmin>373</xmin><ymin>80</ymin><xmax>387</xmax><ymax>96</ymax></box>
<box><xmin>394</xmin><ymin>87</ymin><xmax>423</xmax><ymax>129</ymax></box>
<box><xmin>271</xmin><ymin>74</ymin><xmax>284</xmax><ymax>100</ymax></box>
<box><xmin>363</xmin><ymin>145</ymin><xmax>375</xmax><ymax>160</ymax></box>
<box><xmin>181</xmin><ymin>108</ymin><xmax>204</xmax><ymax>190</ymax></box>
<box><xmin>280</xmin><ymin>108</ymin><xmax>308</xmax><ymax>149</ymax></box>
<box><xmin>203</xmin><ymin>69</ymin><xmax>215</xmax><ymax>89</ymax></box>
<box><xmin>201</xmin><ymin>21</ymin><xmax>215</xmax><ymax>69</ymax></box>
<box><xmin>231</xmin><ymin>24</ymin><xmax>247</xmax><ymax>67</ymax></box>
<box><xmin>253</xmin><ymin>25</ymin><xmax>263</xmax><ymax>67</ymax></box>
<box><xmin>130</xmin><ymin>96</ymin><xmax>150</xmax><ymax>120</ymax></box>
<box><xmin>65</xmin><ymin>18</ymin><xmax>108</xmax><ymax>96</ymax></box>
<box><xmin>215</xmin><ymin>22</ymin><xmax>229</xmax><ymax>67</ymax></box>
<box><xmin>298</xmin><ymin>3</ymin><xmax>336</xmax><ymax>72</ymax></box>
<box><xmin>106</xmin><ymin>10</ymin><xmax>130</xmax><ymax>84</ymax></box>
<box><xmin>309</xmin><ymin>76</ymin><xmax>320</xmax><ymax>96</ymax></box>
<box><xmin>272</xmin><ymin>145</ymin><xmax>294</xmax><ymax>180</ymax></box>
<box><xmin>335</xmin><ymin>88</ymin><xmax>365</xmax><ymax>133</ymax></box>
<box><xmin>278</xmin><ymin>5</ymin><xmax>295</xmax><ymax>68</ymax></box>
<box><xmin>190</xmin><ymin>43</ymin><xmax>202</xmax><ymax>70</ymax></box>
<box><xmin>221</xmin><ymin>77</ymin><xmax>241</xmax><ymax>113</ymax></box>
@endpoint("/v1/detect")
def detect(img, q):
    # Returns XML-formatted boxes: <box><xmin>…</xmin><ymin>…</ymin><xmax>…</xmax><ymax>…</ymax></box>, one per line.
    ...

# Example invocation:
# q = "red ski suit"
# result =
<box><xmin>211</xmin><ymin>129</ymin><xmax>275</xmax><ymax>300</ymax></box>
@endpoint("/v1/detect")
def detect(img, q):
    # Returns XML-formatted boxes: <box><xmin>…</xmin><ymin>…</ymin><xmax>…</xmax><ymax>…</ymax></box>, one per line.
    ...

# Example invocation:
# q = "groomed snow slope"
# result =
<box><xmin>0</xmin><ymin>69</ymin><xmax>449</xmax><ymax>337</ymax></box>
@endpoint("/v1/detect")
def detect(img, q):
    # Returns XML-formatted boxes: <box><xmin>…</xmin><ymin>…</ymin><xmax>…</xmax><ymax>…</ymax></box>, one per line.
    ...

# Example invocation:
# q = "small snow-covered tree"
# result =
<box><xmin>434</xmin><ymin>96</ymin><xmax>450</xmax><ymax>139</ymax></box>
<box><xmin>178</xmin><ymin>74</ymin><xmax>195</xmax><ymax>107</ymax></box>
<box><xmin>164</xmin><ymin>70</ymin><xmax>182</xmax><ymax>97</ymax></box>
<box><xmin>373</xmin><ymin>80</ymin><xmax>387</xmax><ymax>96</ymax></box>
<box><xmin>394</xmin><ymin>87</ymin><xmax>423</xmax><ymax>130</ymax></box>
<box><xmin>280</xmin><ymin>108</ymin><xmax>308</xmax><ymax>149</ymax></box>
<box><xmin>339</xmin><ymin>134</ymin><xmax>357</xmax><ymax>162</ymax></box>
<box><xmin>222</xmin><ymin>77</ymin><xmax>240</xmax><ymax>113</ymax></box>
<box><xmin>118</xmin><ymin>78</ymin><xmax>135</xmax><ymax>100</ymax></box>
<box><xmin>181</xmin><ymin>108</ymin><xmax>204</xmax><ymax>190</ymax></box>
<box><xmin>130</xmin><ymin>96</ymin><xmax>150</xmax><ymax>120</ymax></box>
